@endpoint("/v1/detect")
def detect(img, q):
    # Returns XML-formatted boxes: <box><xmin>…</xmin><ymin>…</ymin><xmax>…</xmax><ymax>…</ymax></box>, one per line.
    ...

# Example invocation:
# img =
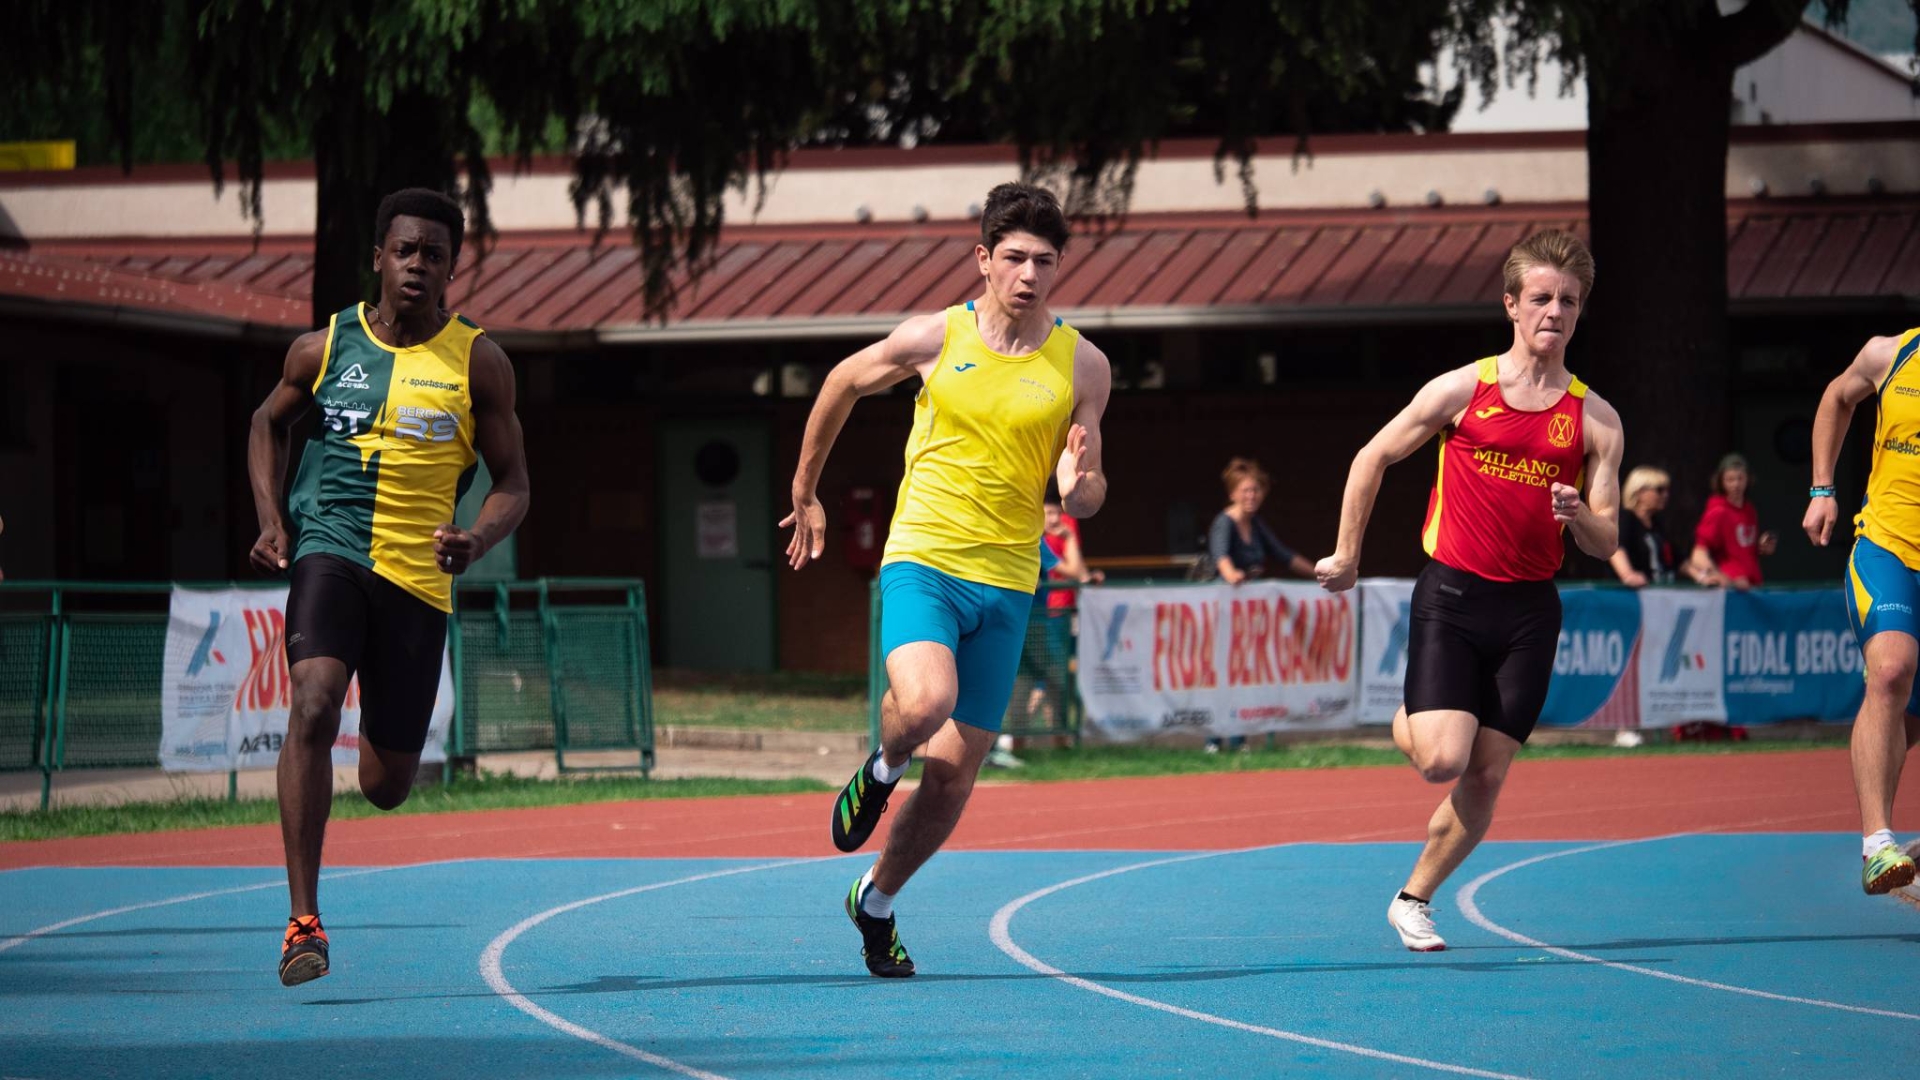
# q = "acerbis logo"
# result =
<box><xmin>337</xmin><ymin>363</ymin><xmax>371</xmax><ymax>390</ymax></box>
<box><xmin>1659</xmin><ymin>607</ymin><xmax>1708</xmax><ymax>682</ymax></box>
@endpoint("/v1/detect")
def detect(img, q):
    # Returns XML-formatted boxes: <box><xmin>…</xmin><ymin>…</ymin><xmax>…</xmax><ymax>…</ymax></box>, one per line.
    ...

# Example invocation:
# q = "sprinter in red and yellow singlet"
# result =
<box><xmin>1316</xmin><ymin>231</ymin><xmax>1625</xmax><ymax>953</ymax></box>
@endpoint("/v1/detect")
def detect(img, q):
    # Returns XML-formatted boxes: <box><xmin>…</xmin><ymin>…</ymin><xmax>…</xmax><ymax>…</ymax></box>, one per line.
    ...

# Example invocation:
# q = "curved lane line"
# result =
<box><xmin>479</xmin><ymin>858</ymin><xmax>831</xmax><ymax>1080</ymax></box>
<box><xmin>0</xmin><ymin>861</ymin><xmax>459</xmax><ymax>955</ymax></box>
<box><xmin>1456</xmin><ymin>837</ymin><xmax>1920</xmax><ymax>1022</ymax></box>
<box><xmin>989</xmin><ymin>848</ymin><xmax>1538</xmax><ymax>1080</ymax></box>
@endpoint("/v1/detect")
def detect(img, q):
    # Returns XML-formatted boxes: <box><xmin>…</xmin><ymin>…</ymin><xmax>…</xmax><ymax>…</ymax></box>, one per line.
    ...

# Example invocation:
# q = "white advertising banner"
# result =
<box><xmin>1356</xmin><ymin>578</ymin><xmax>1417</xmax><ymax>723</ymax></box>
<box><xmin>1635</xmin><ymin>587</ymin><xmax>1727</xmax><ymax>725</ymax></box>
<box><xmin>160</xmin><ymin>586</ymin><xmax>451</xmax><ymax>771</ymax></box>
<box><xmin>1075</xmin><ymin>580</ymin><xmax>1359</xmax><ymax>741</ymax></box>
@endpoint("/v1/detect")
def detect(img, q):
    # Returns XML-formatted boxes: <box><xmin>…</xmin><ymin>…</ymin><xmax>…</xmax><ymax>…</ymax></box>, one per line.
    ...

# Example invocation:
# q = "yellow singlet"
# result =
<box><xmin>883</xmin><ymin>302</ymin><xmax>1078</xmax><ymax>593</ymax></box>
<box><xmin>1856</xmin><ymin>327</ymin><xmax>1920</xmax><ymax>570</ymax></box>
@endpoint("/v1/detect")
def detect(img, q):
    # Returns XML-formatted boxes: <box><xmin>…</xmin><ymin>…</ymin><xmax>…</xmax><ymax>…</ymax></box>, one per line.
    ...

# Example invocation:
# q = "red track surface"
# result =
<box><xmin>2</xmin><ymin>750</ymin><xmax>1906</xmax><ymax>870</ymax></box>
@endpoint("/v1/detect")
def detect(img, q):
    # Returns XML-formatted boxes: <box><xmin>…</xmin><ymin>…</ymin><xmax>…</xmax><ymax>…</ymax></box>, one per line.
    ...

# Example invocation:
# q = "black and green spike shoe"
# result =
<box><xmin>845</xmin><ymin>875</ymin><xmax>915</xmax><ymax>978</ymax></box>
<box><xmin>830</xmin><ymin>750</ymin><xmax>900</xmax><ymax>853</ymax></box>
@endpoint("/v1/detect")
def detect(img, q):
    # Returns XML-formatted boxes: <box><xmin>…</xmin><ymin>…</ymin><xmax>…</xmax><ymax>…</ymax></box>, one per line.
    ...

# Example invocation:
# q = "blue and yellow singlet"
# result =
<box><xmin>1855</xmin><ymin>328</ymin><xmax>1920</xmax><ymax>570</ymax></box>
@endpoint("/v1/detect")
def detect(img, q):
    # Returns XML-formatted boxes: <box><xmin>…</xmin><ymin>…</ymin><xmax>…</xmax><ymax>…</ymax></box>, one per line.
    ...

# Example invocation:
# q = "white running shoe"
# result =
<box><xmin>1388</xmin><ymin>895</ymin><xmax>1447</xmax><ymax>952</ymax></box>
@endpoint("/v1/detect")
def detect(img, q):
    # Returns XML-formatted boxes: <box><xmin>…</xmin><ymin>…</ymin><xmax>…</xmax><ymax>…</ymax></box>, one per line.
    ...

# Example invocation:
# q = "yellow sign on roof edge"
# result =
<box><xmin>0</xmin><ymin>141</ymin><xmax>78</xmax><ymax>171</ymax></box>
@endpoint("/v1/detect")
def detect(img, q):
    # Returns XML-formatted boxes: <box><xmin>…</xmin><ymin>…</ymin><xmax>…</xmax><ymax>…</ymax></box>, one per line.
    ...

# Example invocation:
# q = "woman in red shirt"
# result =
<box><xmin>1689</xmin><ymin>453</ymin><xmax>1777</xmax><ymax>589</ymax></box>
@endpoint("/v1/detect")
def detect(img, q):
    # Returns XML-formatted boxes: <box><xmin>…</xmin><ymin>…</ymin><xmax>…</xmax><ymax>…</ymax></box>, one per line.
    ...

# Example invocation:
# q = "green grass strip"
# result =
<box><xmin>1</xmin><ymin>773</ymin><xmax>831</xmax><ymax>844</ymax></box>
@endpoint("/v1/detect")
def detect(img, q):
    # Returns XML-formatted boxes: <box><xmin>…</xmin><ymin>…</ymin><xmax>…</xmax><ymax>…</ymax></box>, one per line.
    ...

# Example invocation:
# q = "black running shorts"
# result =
<box><xmin>284</xmin><ymin>553</ymin><xmax>448</xmax><ymax>755</ymax></box>
<box><xmin>1402</xmin><ymin>560</ymin><xmax>1561</xmax><ymax>745</ymax></box>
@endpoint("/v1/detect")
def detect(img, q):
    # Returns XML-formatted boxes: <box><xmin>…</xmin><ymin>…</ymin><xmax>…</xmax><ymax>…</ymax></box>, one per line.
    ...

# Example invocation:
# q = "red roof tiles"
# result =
<box><xmin>13</xmin><ymin>198</ymin><xmax>1919</xmax><ymax>337</ymax></box>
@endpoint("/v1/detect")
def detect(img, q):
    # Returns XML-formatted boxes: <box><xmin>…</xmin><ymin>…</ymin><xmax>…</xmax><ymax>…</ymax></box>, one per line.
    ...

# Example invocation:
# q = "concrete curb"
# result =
<box><xmin>655</xmin><ymin>726</ymin><xmax>870</xmax><ymax>754</ymax></box>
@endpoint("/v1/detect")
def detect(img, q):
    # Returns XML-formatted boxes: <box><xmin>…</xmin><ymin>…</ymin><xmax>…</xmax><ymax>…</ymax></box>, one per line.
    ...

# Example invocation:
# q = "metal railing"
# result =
<box><xmin>0</xmin><ymin>577</ymin><xmax>654</xmax><ymax>809</ymax></box>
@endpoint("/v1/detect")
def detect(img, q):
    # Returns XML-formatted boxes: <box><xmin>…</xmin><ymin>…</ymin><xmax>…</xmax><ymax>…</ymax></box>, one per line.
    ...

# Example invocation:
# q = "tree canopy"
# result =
<box><xmin>5</xmin><ymin>1</ymin><xmax>1467</xmax><ymax>321</ymax></box>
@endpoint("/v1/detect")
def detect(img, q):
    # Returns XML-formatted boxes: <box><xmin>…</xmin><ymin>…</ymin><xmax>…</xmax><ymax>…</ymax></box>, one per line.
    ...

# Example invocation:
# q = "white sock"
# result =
<box><xmin>858</xmin><ymin>867</ymin><xmax>894</xmax><ymax>918</ymax></box>
<box><xmin>870</xmin><ymin>753</ymin><xmax>907</xmax><ymax>784</ymax></box>
<box><xmin>1865</xmin><ymin>829</ymin><xmax>1896</xmax><ymax>858</ymax></box>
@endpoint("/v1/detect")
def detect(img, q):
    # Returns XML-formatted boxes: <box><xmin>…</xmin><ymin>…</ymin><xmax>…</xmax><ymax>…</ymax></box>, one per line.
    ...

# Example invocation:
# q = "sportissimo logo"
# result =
<box><xmin>406</xmin><ymin>377</ymin><xmax>461</xmax><ymax>391</ymax></box>
<box><xmin>1102</xmin><ymin>604</ymin><xmax>1130</xmax><ymax>661</ymax></box>
<box><xmin>1659</xmin><ymin>607</ymin><xmax>1709</xmax><ymax>682</ymax></box>
<box><xmin>184</xmin><ymin>611</ymin><xmax>227</xmax><ymax>676</ymax></box>
<box><xmin>1378</xmin><ymin>600</ymin><xmax>1412</xmax><ymax>675</ymax></box>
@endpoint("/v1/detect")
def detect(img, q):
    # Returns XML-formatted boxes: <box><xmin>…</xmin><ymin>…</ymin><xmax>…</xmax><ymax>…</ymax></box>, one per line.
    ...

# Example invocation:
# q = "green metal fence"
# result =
<box><xmin>450</xmin><ymin>579</ymin><xmax>654</xmax><ymax>773</ymax></box>
<box><xmin>0</xmin><ymin>578</ymin><xmax>654</xmax><ymax>808</ymax></box>
<box><xmin>866</xmin><ymin>578</ymin><xmax>1082</xmax><ymax>749</ymax></box>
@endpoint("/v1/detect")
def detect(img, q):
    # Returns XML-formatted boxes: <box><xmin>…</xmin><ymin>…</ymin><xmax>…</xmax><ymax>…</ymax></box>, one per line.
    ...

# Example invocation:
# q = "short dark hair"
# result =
<box><xmin>981</xmin><ymin>182</ymin><xmax>1069</xmax><ymax>254</ymax></box>
<box><xmin>375</xmin><ymin>187</ymin><xmax>466</xmax><ymax>263</ymax></box>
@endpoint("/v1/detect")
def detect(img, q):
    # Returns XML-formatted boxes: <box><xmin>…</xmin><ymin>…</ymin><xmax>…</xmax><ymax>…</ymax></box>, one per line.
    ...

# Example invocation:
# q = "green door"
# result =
<box><xmin>658</xmin><ymin>420</ymin><xmax>775</xmax><ymax>671</ymax></box>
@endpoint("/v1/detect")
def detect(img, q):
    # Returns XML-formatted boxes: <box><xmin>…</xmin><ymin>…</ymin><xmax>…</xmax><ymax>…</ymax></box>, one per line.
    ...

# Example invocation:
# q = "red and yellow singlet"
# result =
<box><xmin>1420</xmin><ymin>357</ymin><xmax>1589</xmax><ymax>582</ymax></box>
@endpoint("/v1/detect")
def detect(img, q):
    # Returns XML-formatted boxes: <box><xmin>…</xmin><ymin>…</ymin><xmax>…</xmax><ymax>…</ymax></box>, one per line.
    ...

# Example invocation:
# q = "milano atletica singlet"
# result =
<box><xmin>883</xmin><ymin>302</ymin><xmax>1077</xmax><ymax>593</ymax></box>
<box><xmin>288</xmin><ymin>303</ymin><xmax>483</xmax><ymax>613</ymax></box>
<box><xmin>1421</xmin><ymin>356</ymin><xmax>1589</xmax><ymax>582</ymax></box>
<box><xmin>1855</xmin><ymin>327</ymin><xmax>1920</xmax><ymax>570</ymax></box>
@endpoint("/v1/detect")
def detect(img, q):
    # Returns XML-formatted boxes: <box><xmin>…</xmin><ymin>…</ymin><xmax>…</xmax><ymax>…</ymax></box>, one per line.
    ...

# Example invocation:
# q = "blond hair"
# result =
<box><xmin>1622</xmin><ymin>466</ymin><xmax>1670</xmax><ymax>512</ymax></box>
<box><xmin>1222</xmin><ymin>457</ymin><xmax>1270</xmax><ymax>497</ymax></box>
<box><xmin>1503</xmin><ymin>229</ymin><xmax>1595</xmax><ymax>301</ymax></box>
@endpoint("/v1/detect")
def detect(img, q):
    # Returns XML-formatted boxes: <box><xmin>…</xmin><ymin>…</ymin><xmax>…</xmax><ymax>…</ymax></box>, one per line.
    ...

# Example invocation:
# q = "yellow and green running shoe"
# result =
<box><xmin>1863</xmin><ymin>842</ymin><xmax>1917</xmax><ymax>895</ymax></box>
<box><xmin>830</xmin><ymin>750</ymin><xmax>900</xmax><ymax>853</ymax></box>
<box><xmin>845</xmin><ymin>875</ymin><xmax>914</xmax><ymax>978</ymax></box>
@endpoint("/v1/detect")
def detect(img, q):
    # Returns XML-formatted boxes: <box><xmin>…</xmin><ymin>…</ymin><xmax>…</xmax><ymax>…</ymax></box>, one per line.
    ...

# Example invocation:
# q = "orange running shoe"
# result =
<box><xmin>279</xmin><ymin>915</ymin><xmax>330</xmax><ymax>986</ymax></box>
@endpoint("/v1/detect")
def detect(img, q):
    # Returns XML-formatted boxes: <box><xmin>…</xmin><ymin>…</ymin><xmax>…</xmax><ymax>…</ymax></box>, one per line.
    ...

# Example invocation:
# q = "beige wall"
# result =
<box><xmin>6</xmin><ymin>129</ymin><xmax>1915</xmax><ymax>243</ymax></box>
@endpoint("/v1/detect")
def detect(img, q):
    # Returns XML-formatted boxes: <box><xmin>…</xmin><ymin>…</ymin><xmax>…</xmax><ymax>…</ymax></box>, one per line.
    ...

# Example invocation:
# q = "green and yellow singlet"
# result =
<box><xmin>289</xmin><ymin>303</ymin><xmax>483</xmax><ymax>613</ymax></box>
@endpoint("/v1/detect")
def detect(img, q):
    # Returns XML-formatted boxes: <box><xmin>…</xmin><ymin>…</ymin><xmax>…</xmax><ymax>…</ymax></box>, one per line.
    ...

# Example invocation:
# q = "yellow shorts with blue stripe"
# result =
<box><xmin>1846</xmin><ymin>535</ymin><xmax>1920</xmax><ymax>714</ymax></box>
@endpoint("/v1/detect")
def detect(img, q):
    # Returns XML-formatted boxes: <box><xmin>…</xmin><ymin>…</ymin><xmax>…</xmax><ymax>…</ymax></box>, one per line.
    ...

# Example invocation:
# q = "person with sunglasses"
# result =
<box><xmin>1609</xmin><ymin>466</ymin><xmax>1686</xmax><ymax>587</ymax></box>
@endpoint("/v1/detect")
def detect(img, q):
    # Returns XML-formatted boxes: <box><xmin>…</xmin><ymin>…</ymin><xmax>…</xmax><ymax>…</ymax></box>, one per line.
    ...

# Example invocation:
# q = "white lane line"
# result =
<box><xmin>0</xmin><ymin>860</ymin><xmax>466</xmax><ymax>955</ymax></box>
<box><xmin>989</xmin><ymin>848</ymin><xmax>1538</xmax><ymax>1080</ymax></box>
<box><xmin>1456</xmin><ymin>836</ymin><xmax>1920</xmax><ymax>1022</ymax></box>
<box><xmin>479</xmin><ymin>858</ymin><xmax>832</xmax><ymax>1080</ymax></box>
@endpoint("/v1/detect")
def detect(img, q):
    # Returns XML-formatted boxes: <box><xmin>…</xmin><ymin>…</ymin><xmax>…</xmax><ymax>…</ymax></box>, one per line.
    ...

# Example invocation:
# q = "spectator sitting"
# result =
<box><xmin>1689</xmin><ymin>452</ymin><xmax>1777</xmax><ymax>590</ymax></box>
<box><xmin>1209</xmin><ymin>457</ymin><xmax>1315</xmax><ymax>584</ymax></box>
<box><xmin>1608</xmin><ymin>466</ymin><xmax>1695</xmax><ymax>587</ymax></box>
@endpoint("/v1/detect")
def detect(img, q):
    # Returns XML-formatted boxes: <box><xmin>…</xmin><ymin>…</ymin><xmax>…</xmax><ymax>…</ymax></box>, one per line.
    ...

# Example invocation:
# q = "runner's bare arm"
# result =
<box><xmin>1561</xmin><ymin>391</ymin><xmax>1623</xmax><ymax>560</ymax></box>
<box><xmin>247</xmin><ymin>331</ymin><xmax>327</xmax><ymax>573</ymax></box>
<box><xmin>1805</xmin><ymin>334</ymin><xmax>1899</xmax><ymax>546</ymax></box>
<box><xmin>435</xmin><ymin>337</ymin><xmax>530</xmax><ymax>575</ymax></box>
<box><xmin>1058</xmin><ymin>338</ymin><xmax>1112</xmax><ymax>519</ymax></box>
<box><xmin>1315</xmin><ymin>365</ymin><xmax>1479</xmax><ymax>592</ymax></box>
<box><xmin>784</xmin><ymin>313</ymin><xmax>948</xmax><ymax>568</ymax></box>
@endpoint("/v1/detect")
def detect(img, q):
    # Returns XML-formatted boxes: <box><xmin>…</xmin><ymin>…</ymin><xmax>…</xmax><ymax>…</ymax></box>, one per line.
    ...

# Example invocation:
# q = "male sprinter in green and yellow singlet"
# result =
<box><xmin>784</xmin><ymin>182</ymin><xmax>1112</xmax><ymax>977</ymax></box>
<box><xmin>248</xmin><ymin>188</ymin><xmax>530</xmax><ymax>985</ymax></box>
<box><xmin>1805</xmin><ymin>327</ymin><xmax>1920</xmax><ymax>896</ymax></box>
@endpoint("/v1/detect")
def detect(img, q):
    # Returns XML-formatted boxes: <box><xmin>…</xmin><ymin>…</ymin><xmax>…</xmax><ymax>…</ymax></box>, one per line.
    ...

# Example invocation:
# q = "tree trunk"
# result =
<box><xmin>1579</xmin><ymin>0</ymin><xmax>1804</xmax><ymax>538</ymax></box>
<box><xmin>1583</xmin><ymin>49</ymin><xmax>1734</xmax><ymax>536</ymax></box>
<box><xmin>309</xmin><ymin>92</ymin><xmax>464</xmax><ymax>328</ymax></box>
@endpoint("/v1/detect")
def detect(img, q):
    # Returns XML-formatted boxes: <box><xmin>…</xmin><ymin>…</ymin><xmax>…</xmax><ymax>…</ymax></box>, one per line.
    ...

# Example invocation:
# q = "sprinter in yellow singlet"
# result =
<box><xmin>784</xmin><ymin>182</ymin><xmax>1113</xmax><ymax>977</ymax></box>
<box><xmin>247</xmin><ymin>188</ymin><xmax>531</xmax><ymax>985</ymax></box>
<box><xmin>1806</xmin><ymin>327</ymin><xmax>1920</xmax><ymax>896</ymax></box>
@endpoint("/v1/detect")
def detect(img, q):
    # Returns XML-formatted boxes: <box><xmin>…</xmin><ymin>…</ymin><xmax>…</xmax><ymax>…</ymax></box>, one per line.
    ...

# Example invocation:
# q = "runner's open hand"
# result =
<box><xmin>1059</xmin><ymin>424</ymin><xmax>1092</xmax><ymax>497</ymax></box>
<box><xmin>250</xmin><ymin>521</ymin><xmax>291</xmax><ymax>574</ymax></box>
<box><xmin>434</xmin><ymin>523</ymin><xmax>484</xmax><ymax>575</ymax></box>
<box><xmin>782</xmin><ymin>493</ymin><xmax>826</xmax><ymax>570</ymax></box>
